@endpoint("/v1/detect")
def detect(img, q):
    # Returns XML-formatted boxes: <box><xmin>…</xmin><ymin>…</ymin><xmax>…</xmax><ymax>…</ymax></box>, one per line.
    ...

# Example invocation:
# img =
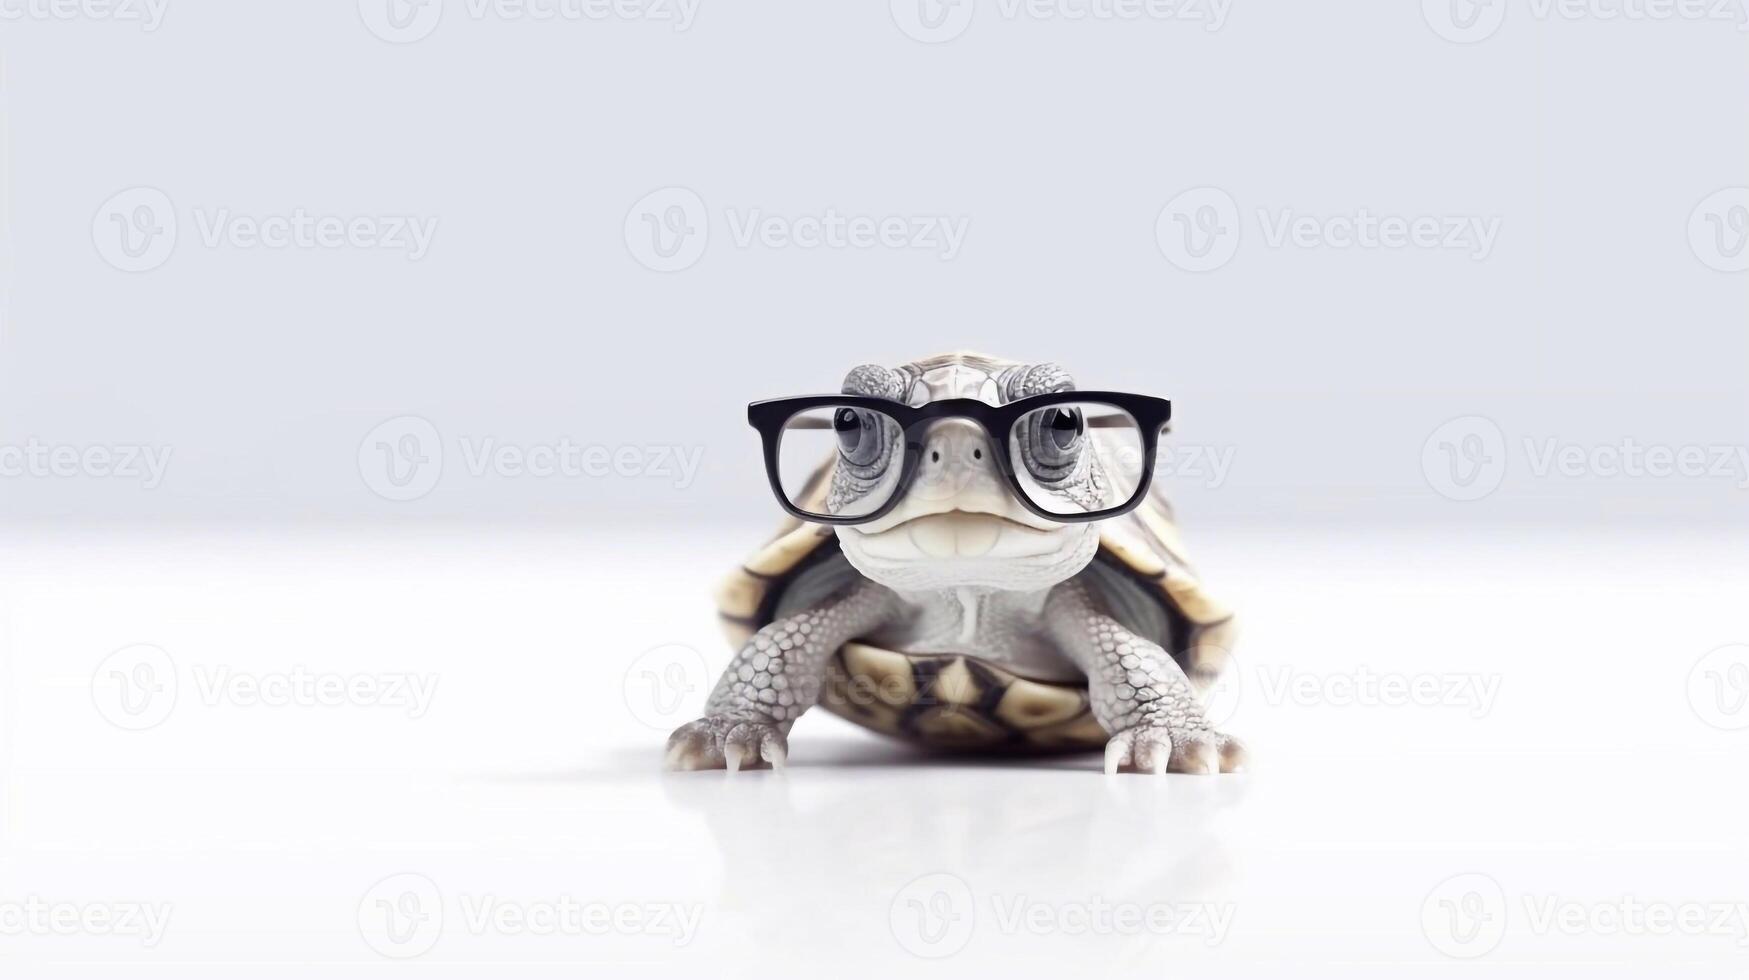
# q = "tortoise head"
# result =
<box><xmin>828</xmin><ymin>352</ymin><xmax>1105</xmax><ymax>594</ymax></box>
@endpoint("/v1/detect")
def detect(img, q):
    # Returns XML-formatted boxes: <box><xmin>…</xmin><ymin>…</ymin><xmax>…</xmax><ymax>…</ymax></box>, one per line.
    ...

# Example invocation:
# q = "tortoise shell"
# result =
<box><xmin>715</xmin><ymin>465</ymin><xmax>1238</xmax><ymax>753</ymax></box>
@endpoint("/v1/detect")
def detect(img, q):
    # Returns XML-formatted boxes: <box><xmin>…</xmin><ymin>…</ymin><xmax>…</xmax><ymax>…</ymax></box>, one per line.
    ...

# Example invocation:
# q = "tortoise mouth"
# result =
<box><xmin>884</xmin><ymin>509</ymin><xmax>1041</xmax><ymax>533</ymax></box>
<box><xmin>847</xmin><ymin>511</ymin><xmax>1070</xmax><ymax>561</ymax></box>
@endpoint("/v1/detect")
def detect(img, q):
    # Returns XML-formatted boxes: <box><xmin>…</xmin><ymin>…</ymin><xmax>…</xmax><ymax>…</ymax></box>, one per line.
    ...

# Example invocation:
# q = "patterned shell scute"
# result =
<box><xmin>819</xmin><ymin>644</ymin><xmax>1107</xmax><ymax>752</ymax></box>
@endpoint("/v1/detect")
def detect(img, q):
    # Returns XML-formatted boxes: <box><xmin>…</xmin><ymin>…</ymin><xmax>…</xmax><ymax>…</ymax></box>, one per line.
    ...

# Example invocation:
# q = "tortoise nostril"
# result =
<box><xmin>931</xmin><ymin>450</ymin><xmax>940</xmax><ymax>463</ymax></box>
<box><xmin>973</xmin><ymin>448</ymin><xmax>982</xmax><ymax>460</ymax></box>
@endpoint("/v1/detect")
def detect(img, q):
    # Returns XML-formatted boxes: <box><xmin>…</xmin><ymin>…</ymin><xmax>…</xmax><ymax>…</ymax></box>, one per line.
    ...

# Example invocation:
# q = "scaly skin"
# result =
<box><xmin>1046</xmin><ymin>580</ymin><xmax>1247</xmax><ymax>774</ymax></box>
<box><xmin>669</xmin><ymin>576</ymin><xmax>1244</xmax><ymax>775</ymax></box>
<box><xmin>665</xmin><ymin>581</ymin><xmax>898</xmax><ymax>771</ymax></box>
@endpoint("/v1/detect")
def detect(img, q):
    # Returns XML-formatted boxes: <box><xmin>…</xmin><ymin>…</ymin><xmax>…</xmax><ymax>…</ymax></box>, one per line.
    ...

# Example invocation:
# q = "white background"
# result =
<box><xmin>2</xmin><ymin>1</ymin><xmax>1747</xmax><ymax>976</ymax></box>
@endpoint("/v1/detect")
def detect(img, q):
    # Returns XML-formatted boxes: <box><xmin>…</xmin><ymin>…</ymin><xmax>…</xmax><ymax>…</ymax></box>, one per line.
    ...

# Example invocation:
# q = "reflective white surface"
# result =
<box><xmin>2</xmin><ymin>525</ymin><xmax>1746</xmax><ymax>977</ymax></box>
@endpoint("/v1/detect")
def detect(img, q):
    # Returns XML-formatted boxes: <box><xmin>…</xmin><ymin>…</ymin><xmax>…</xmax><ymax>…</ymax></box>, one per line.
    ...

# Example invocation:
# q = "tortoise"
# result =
<box><xmin>666</xmin><ymin>352</ymin><xmax>1245</xmax><ymax>775</ymax></box>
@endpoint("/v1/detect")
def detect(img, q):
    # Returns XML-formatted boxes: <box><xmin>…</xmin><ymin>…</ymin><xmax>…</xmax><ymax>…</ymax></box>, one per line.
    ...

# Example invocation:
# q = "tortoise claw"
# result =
<box><xmin>1104</xmin><ymin>738</ymin><xmax>1130</xmax><ymax>775</ymax></box>
<box><xmin>1102</xmin><ymin>725</ymin><xmax>1247</xmax><ymax>775</ymax></box>
<box><xmin>665</xmin><ymin>716</ymin><xmax>788</xmax><ymax>773</ymax></box>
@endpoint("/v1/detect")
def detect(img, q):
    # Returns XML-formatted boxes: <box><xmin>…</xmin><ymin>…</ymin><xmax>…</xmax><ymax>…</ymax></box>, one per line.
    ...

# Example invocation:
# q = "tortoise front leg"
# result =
<box><xmin>665</xmin><ymin>580</ymin><xmax>899</xmax><ymax>772</ymax></box>
<box><xmin>1046</xmin><ymin>580</ymin><xmax>1247</xmax><ymax>775</ymax></box>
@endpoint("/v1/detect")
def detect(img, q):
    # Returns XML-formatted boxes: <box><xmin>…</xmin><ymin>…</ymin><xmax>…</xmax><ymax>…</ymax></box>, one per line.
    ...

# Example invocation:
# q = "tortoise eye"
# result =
<box><xmin>831</xmin><ymin>407</ymin><xmax>884</xmax><ymax>468</ymax></box>
<box><xmin>1044</xmin><ymin>407</ymin><xmax>1084</xmax><ymax>452</ymax></box>
<box><xmin>775</xmin><ymin>404</ymin><xmax>903</xmax><ymax>520</ymax></box>
<box><xmin>1009</xmin><ymin>400</ymin><xmax>1142</xmax><ymax>512</ymax></box>
<box><xmin>832</xmin><ymin>408</ymin><xmax>859</xmax><ymax>449</ymax></box>
<box><xmin>1023</xmin><ymin>406</ymin><xmax>1085</xmax><ymax>472</ymax></box>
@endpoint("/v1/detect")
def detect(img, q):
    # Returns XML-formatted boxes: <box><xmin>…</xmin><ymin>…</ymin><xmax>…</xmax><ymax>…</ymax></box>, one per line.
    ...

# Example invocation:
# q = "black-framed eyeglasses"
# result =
<box><xmin>747</xmin><ymin>391</ymin><xmax>1172</xmax><ymax>525</ymax></box>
